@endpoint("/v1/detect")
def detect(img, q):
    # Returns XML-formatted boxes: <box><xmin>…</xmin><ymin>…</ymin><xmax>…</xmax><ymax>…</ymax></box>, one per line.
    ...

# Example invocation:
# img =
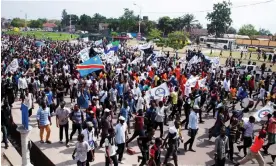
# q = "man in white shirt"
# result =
<box><xmin>105</xmin><ymin>128</ymin><xmax>118</xmax><ymax>166</ymax></box>
<box><xmin>115</xmin><ymin>116</ymin><xmax>127</xmax><ymax>164</ymax></box>
<box><xmin>81</xmin><ymin>122</ymin><xmax>95</xmax><ymax>163</ymax></box>
<box><xmin>253</xmin><ymin>85</ymin><xmax>266</xmax><ymax>109</ymax></box>
<box><xmin>136</xmin><ymin>92</ymin><xmax>145</xmax><ymax>112</ymax></box>
<box><xmin>18</xmin><ymin>75</ymin><xmax>28</xmax><ymax>99</ymax></box>
<box><xmin>56</xmin><ymin>101</ymin><xmax>70</xmax><ymax>147</ymax></box>
<box><xmin>154</xmin><ymin>101</ymin><xmax>166</xmax><ymax>138</ymax></box>
<box><xmin>223</xmin><ymin>77</ymin><xmax>231</xmax><ymax>95</ymax></box>
<box><xmin>184</xmin><ymin>105</ymin><xmax>199</xmax><ymax>152</ymax></box>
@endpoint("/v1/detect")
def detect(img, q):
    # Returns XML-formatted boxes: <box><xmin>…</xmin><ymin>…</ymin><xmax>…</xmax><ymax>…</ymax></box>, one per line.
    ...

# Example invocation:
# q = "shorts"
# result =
<box><xmin>268</xmin><ymin>132</ymin><xmax>276</xmax><ymax>144</ymax></box>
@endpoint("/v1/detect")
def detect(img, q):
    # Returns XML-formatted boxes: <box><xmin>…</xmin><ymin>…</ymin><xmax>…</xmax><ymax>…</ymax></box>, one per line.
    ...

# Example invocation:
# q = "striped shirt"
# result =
<box><xmin>71</xmin><ymin>110</ymin><xmax>83</xmax><ymax>124</ymax></box>
<box><xmin>36</xmin><ymin>107</ymin><xmax>50</xmax><ymax>126</ymax></box>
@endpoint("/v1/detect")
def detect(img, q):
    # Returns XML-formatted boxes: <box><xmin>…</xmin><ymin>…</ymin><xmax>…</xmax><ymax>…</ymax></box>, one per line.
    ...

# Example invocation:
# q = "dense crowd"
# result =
<box><xmin>1</xmin><ymin>34</ymin><xmax>276</xmax><ymax>166</ymax></box>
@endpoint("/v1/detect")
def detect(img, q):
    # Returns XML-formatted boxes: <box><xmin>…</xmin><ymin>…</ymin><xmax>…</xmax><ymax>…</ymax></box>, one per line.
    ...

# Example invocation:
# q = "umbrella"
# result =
<box><xmin>35</xmin><ymin>41</ymin><xmax>45</xmax><ymax>47</ymax></box>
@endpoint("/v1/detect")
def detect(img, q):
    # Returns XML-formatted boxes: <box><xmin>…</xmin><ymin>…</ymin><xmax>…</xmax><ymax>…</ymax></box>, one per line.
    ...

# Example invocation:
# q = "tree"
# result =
<box><xmin>108</xmin><ymin>18</ymin><xmax>120</xmax><ymax>31</ymax></box>
<box><xmin>227</xmin><ymin>27</ymin><xmax>237</xmax><ymax>34</ymax></box>
<box><xmin>142</xmin><ymin>20</ymin><xmax>157</xmax><ymax>35</ymax></box>
<box><xmin>238</xmin><ymin>24</ymin><xmax>259</xmax><ymax>36</ymax></box>
<box><xmin>195</xmin><ymin>23</ymin><xmax>203</xmax><ymax>29</ymax></box>
<box><xmin>157</xmin><ymin>16</ymin><xmax>173</xmax><ymax>36</ymax></box>
<box><xmin>258</xmin><ymin>28</ymin><xmax>271</xmax><ymax>36</ymax></box>
<box><xmin>167</xmin><ymin>31</ymin><xmax>188</xmax><ymax>50</ymax></box>
<box><xmin>119</xmin><ymin>8</ymin><xmax>137</xmax><ymax>32</ymax></box>
<box><xmin>147</xmin><ymin>28</ymin><xmax>162</xmax><ymax>40</ymax></box>
<box><xmin>182</xmin><ymin>14</ymin><xmax>198</xmax><ymax>32</ymax></box>
<box><xmin>28</xmin><ymin>20</ymin><xmax>42</xmax><ymax>28</ymax></box>
<box><xmin>61</xmin><ymin>9</ymin><xmax>68</xmax><ymax>27</ymax></box>
<box><xmin>11</xmin><ymin>18</ymin><xmax>25</xmax><ymax>27</ymax></box>
<box><xmin>78</xmin><ymin>14</ymin><xmax>93</xmax><ymax>31</ymax></box>
<box><xmin>206</xmin><ymin>1</ymin><xmax>232</xmax><ymax>37</ymax></box>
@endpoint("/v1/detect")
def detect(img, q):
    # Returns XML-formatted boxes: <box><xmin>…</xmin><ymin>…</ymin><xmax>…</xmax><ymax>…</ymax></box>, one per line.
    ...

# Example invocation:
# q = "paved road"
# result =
<box><xmin>10</xmin><ymin>93</ymin><xmax>276</xmax><ymax>166</ymax></box>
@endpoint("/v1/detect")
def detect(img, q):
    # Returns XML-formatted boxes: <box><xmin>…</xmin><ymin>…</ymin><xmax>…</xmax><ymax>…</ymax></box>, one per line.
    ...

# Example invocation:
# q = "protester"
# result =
<box><xmin>56</xmin><ymin>101</ymin><xmax>70</xmax><ymax>147</ymax></box>
<box><xmin>235</xmin><ymin>130</ymin><xmax>267</xmax><ymax>166</ymax></box>
<box><xmin>104</xmin><ymin>128</ymin><xmax>118</xmax><ymax>166</ymax></box>
<box><xmin>36</xmin><ymin>101</ymin><xmax>52</xmax><ymax>144</ymax></box>
<box><xmin>72</xmin><ymin>134</ymin><xmax>90</xmax><ymax>166</ymax></box>
<box><xmin>70</xmin><ymin>104</ymin><xmax>84</xmax><ymax>141</ymax></box>
<box><xmin>213</xmin><ymin>127</ymin><xmax>229</xmax><ymax>166</ymax></box>
<box><xmin>81</xmin><ymin>122</ymin><xmax>96</xmax><ymax>165</ymax></box>
<box><xmin>115</xmin><ymin>116</ymin><xmax>127</xmax><ymax>164</ymax></box>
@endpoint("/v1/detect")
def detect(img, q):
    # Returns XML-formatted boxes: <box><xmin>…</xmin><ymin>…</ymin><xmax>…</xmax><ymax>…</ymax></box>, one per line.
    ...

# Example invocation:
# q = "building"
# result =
<box><xmin>42</xmin><ymin>23</ymin><xmax>57</xmax><ymax>31</ymax></box>
<box><xmin>99</xmin><ymin>23</ymin><xmax>109</xmax><ymax>31</ymax></box>
<box><xmin>1</xmin><ymin>18</ymin><xmax>12</xmax><ymax>29</ymax></box>
<box><xmin>189</xmin><ymin>28</ymin><xmax>208</xmax><ymax>38</ymax></box>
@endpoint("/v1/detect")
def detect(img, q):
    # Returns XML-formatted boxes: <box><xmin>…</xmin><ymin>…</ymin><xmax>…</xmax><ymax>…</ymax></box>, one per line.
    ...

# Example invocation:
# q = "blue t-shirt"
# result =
<box><xmin>45</xmin><ymin>91</ymin><xmax>53</xmax><ymax>105</ymax></box>
<box><xmin>120</xmin><ymin>108</ymin><xmax>129</xmax><ymax>121</ymax></box>
<box><xmin>36</xmin><ymin>107</ymin><xmax>50</xmax><ymax>126</ymax></box>
<box><xmin>116</xmin><ymin>83</ymin><xmax>124</xmax><ymax>96</ymax></box>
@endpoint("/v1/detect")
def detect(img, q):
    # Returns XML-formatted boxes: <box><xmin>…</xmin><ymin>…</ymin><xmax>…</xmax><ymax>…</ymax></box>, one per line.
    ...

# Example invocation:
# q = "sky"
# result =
<box><xmin>1</xmin><ymin>0</ymin><xmax>276</xmax><ymax>33</ymax></box>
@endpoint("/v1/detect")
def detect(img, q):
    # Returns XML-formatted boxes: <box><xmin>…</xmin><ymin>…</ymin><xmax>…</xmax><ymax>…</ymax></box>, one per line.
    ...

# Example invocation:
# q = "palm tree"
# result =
<box><xmin>181</xmin><ymin>14</ymin><xmax>198</xmax><ymax>32</ymax></box>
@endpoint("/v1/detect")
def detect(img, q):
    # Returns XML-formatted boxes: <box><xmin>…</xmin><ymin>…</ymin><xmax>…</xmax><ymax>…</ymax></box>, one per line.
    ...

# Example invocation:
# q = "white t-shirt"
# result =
<box><xmin>258</xmin><ymin>88</ymin><xmax>266</xmax><ymax>99</ymax></box>
<box><xmin>85</xmin><ymin>79</ymin><xmax>92</xmax><ymax>88</ymax></box>
<box><xmin>81</xmin><ymin>129</ymin><xmax>95</xmax><ymax>149</ymax></box>
<box><xmin>75</xmin><ymin>141</ymin><xmax>90</xmax><ymax>162</ymax></box>
<box><xmin>136</xmin><ymin>96</ymin><xmax>145</xmax><ymax>111</ymax></box>
<box><xmin>115</xmin><ymin>123</ymin><xmax>127</xmax><ymax>144</ymax></box>
<box><xmin>105</xmin><ymin>137</ymin><xmax>117</xmax><ymax>156</ymax></box>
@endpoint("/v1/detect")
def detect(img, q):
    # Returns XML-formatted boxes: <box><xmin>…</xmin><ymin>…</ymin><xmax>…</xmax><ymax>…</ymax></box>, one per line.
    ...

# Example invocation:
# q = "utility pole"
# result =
<box><xmin>25</xmin><ymin>13</ymin><xmax>27</xmax><ymax>28</ymax></box>
<box><xmin>134</xmin><ymin>3</ymin><xmax>142</xmax><ymax>40</ymax></box>
<box><xmin>69</xmin><ymin>14</ymin><xmax>72</xmax><ymax>33</ymax></box>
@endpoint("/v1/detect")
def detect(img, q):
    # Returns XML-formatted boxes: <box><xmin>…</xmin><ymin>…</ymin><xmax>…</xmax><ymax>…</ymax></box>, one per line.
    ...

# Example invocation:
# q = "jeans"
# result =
<box><xmin>238</xmin><ymin>136</ymin><xmax>252</xmax><ymax>156</ymax></box>
<box><xmin>1</xmin><ymin>126</ymin><xmax>8</xmax><ymax>145</ymax></box>
<box><xmin>105</xmin><ymin>155</ymin><xmax>118</xmax><ymax>166</ymax></box>
<box><xmin>163</xmin><ymin>145</ymin><xmax>178</xmax><ymax>166</ymax></box>
<box><xmin>154</xmin><ymin>121</ymin><xmax>164</xmax><ymax>138</ymax></box>
<box><xmin>229</xmin><ymin>135</ymin><xmax>235</xmax><ymax>161</ymax></box>
<box><xmin>70</xmin><ymin>123</ymin><xmax>82</xmax><ymax>140</ymax></box>
<box><xmin>184</xmin><ymin>129</ymin><xmax>198</xmax><ymax>149</ymax></box>
<box><xmin>59</xmin><ymin>122</ymin><xmax>69</xmax><ymax>144</ymax></box>
<box><xmin>117</xmin><ymin>143</ymin><xmax>125</xmax><ymax>161</ymax></box>
<box><xmin>39</xmin><ymin>125</ymin><xmax>51</xmax><ymax>141</ymax></box>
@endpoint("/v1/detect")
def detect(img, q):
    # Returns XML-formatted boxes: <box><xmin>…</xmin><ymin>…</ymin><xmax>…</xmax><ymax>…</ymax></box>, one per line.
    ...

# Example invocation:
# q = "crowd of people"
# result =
<box><xmin>1</xmin><ymin>34</ymin><xmax>276</xmax><ymax>166</ymax></box>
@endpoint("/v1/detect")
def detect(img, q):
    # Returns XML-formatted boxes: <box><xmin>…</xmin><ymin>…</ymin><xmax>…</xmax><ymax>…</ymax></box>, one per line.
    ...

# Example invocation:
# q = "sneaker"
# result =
<box><xmin>59</xmin><ymin>141</ymin><xmax>63</xmax><ymax>144</ymax></box>
<box><xmin>40</xmin><ymin>140</ymin><xmax>45</xmax><ymax>143</ymax></box>
<box><xmin>119</xmin><ymin>161</ymin><xmax>124</xmax><ymax>164</ymax></box>
<box><xmin>189</xmin><ymin>149</ymin><xmax>196</xmax><ymax>152</ymax></box>
<box><xmin>4</xmin><ymin>144</ymin><xmax>9</xmax><ymax>149</ymax></box>
<box><xmin>45</xmin><ymin>140</ymin><xmax>52</xmax><ymax>144</ymax></box>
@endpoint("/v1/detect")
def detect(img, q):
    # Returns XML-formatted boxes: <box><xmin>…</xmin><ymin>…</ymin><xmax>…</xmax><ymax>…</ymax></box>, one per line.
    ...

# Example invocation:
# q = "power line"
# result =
<box><xmin>142</xmin><ymin>0</ymin><xmax>275</xmax><ymax>14</ymax></box>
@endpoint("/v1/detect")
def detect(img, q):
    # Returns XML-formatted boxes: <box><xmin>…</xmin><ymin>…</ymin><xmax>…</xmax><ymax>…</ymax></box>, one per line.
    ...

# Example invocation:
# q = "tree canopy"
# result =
<box><xmin>238</xmin><ymin>24</ymin><xmax>259</xmax><ymax>36</ymax></box>
<box><xmin>206</xmin><ymin>1</ymin><xmax>232</xmax><ymax>37</ymax></box>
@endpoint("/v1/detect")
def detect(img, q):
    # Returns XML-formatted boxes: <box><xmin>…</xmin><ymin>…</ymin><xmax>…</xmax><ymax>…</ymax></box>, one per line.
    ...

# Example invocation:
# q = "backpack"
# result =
<box><xmin>69</xmin><ymin>110</ymin><xmax>84</xmax><ymax>122</ymax></box>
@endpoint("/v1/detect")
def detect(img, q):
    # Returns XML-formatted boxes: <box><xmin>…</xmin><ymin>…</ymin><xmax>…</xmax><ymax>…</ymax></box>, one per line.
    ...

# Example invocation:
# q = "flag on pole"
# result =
<box><xmin>76</xmin><ymin>56</ymin><xmax>104</xmax><ymax>77</ymax></box>
<box><xmin>77</xmin><ymin>47</ymin><xmax>90</xmax><ymax>62</ymax></box>
<box><xmin>147</xmin><ymin>83</ymin><xmax>170</xmax><ymax>99</ymax></box>
<box><xmin>5</xmin><ymin>59</ymin><xmax>19</xmax><ymax>74</ymax></box>
<box><xmin>104</xmin><ymin>46</ymin><xmax>119</xmax><ymax>54</ymax></box>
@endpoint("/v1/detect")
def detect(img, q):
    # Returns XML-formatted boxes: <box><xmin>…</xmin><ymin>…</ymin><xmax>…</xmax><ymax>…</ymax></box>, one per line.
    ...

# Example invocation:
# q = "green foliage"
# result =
<box><xmin>119</xmin><ymin>8</ymin><xmax>137</xmax><ymax>32</ymax></box>
<box><xmin>5</xmin><ymin>31</ymin><xmax>78</xmax><ymax>41</ymax></box>
<box><xmin>111</xmin><ymin>31</ymin><xmax>118</xmax><ymax>37</ymax></box>
<box><xmin>147</xmin><ymin>28</ymin><xmax>162</xmax><ymax>40</ymax></box>
<box><xmin>206</xmin><ymin>1</ymin><xmax>232</xmax><ymax>37</ymax></box>
<box><xmin>167</xmin><ymin>31</ymin><xmax>188</xmax><ymax>50</ymax></box>
<box><xmin>157</xmin><ymin>16</ymin><xmax>174</xmax><ymax>36</ymax></box>
<box><xmin>258</xmin><ymin>28</ymin><xmax>271</xmax><ymax>36</ymax></box>
<box><xmin>227</xmin><ymin>27</ymin><xmax>237</xmax><ymax>34</ymax></box>
<box><xmin>238</xmin><ymin>24</ymin><xmax>259</xmax><ymax>36</ymax></box>
<box><xmin>78</xmin><ymin>14</ymin><xmax>93</xmax><ymax>31</ymax></box>
<box><xmin>11</xmin><ymin>18</ymin><xmax>25</xmax><ymax>27</ymax></box>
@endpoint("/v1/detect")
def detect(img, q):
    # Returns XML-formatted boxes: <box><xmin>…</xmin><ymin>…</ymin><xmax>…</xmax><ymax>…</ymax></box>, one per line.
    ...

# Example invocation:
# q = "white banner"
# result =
<box><xmin>209</xmin><ymin>57</ymin><xmax>220</xmax><ymax>68</ymax></box>
<box><xmin>77</xmin><ymin>47</ymin><xmax>90</xmax><ymax>62</ymax></box>
<box><xmin>253</xmin><ymin>104</ymin><xmax>274</xmax><ymax>122</ymax></box>
<box><xmin>198</xmin><ymin>77</ymin><xmax>207</xmax><ymax>88</ymax></box>
<box><xmin>186</xmin><ymin>76</ymin><xmax>199</xmax><ymax>88</ymax></box>
<box><xmin>94</xmin><ymin>39</ymin><xmax>102</xmax><ymax>46</ymax></box>
<box><xmin>147</xmin><ymin>83</ymin><xmax>170</xmax><ymax>99</ymax></box>
<box><xmin>5</xmin><ymin>59</ymin><xmax>19</xmax><ymax>74</ymax></box>
<box><xmin>138</xmin><ymin>41</ymin><xmax>153</xmax><ymax>50</ymax></box>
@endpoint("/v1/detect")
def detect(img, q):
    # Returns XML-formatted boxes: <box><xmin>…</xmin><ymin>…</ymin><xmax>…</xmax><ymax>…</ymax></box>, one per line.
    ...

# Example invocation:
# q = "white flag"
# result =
<box><xmin>77</xmin><ymin>47</ymin><xmax>90</xmax><ymax>62</ymax></box>
<box><xmin>198</xmin><ymin>77</ymin><xmax>207</xmax><ymax>88</ymax></box>
<box><xmin>253</xmin><ymin>104</ymin><xmax>274</xmax><ymax>122</ymax></box>
<box><xmin>5</xmin><ymin>59</ymin><xmax>19</xmax><ymax>74</ymax></box>
<box><xmin>186</xmin><ymin>76</ymin><xmax>199</xmax><ymax>88</ymax></box>
<box><xmin>148</xmin><ymin>83</ymin><xmax>170</xmax><ymax>99</ymax></box>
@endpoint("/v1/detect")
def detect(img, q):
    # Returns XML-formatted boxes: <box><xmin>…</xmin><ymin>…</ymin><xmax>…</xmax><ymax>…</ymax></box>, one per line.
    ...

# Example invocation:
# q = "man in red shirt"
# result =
<box><xmin>235</xmin><ymin>130</ymin><xmax>266</xmax><ymax>166</ymax></box>
<box><xmin>149</xmin><ymin>138</ymin><xmax>162</xmax><ymax>166</ymax></box>
<box><xmin>263</xmin><ymin>111</ymin><xmax>276</xmax><ymax>154</ymax></box>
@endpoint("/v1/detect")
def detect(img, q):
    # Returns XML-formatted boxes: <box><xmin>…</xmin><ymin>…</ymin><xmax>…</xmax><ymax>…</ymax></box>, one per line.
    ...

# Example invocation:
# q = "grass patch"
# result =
<box><xmin>4</xmin><ymin>31</ymin><xmax>79</xmax><ymax>41</ymax></box>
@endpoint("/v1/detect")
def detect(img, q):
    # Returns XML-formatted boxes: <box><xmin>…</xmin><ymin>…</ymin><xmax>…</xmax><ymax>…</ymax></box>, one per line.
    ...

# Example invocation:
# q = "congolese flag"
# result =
<box><xmin>76</xmin><ymin>56</ymin><xmax>104</xmax><ymax>77</ymax></box>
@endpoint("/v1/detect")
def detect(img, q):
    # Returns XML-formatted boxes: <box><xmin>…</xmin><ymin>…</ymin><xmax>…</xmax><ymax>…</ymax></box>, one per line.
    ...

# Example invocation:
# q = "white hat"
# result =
<box><xmin>193</xmin><ymin>105</ymin><xmax>200</xmax><ymax>110</ymax></box>
<box><xmin>86</xmin><ymin>122</ymin><xmax>93</xmax><ymax>127</ymax></box>
<box><xmin>119</xmin><ymin>116</ymin><xmax>125</xmax><ymax>121</ymax></box>
<box><xmin>104</xmin><ymin>108</ymin><xmax>111</xmax><ymax>112</ymax></box>
<box><xmin>169</xmin><ymin>127</ymin><xmax>177</xmax><ymax>134</ymax></box>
